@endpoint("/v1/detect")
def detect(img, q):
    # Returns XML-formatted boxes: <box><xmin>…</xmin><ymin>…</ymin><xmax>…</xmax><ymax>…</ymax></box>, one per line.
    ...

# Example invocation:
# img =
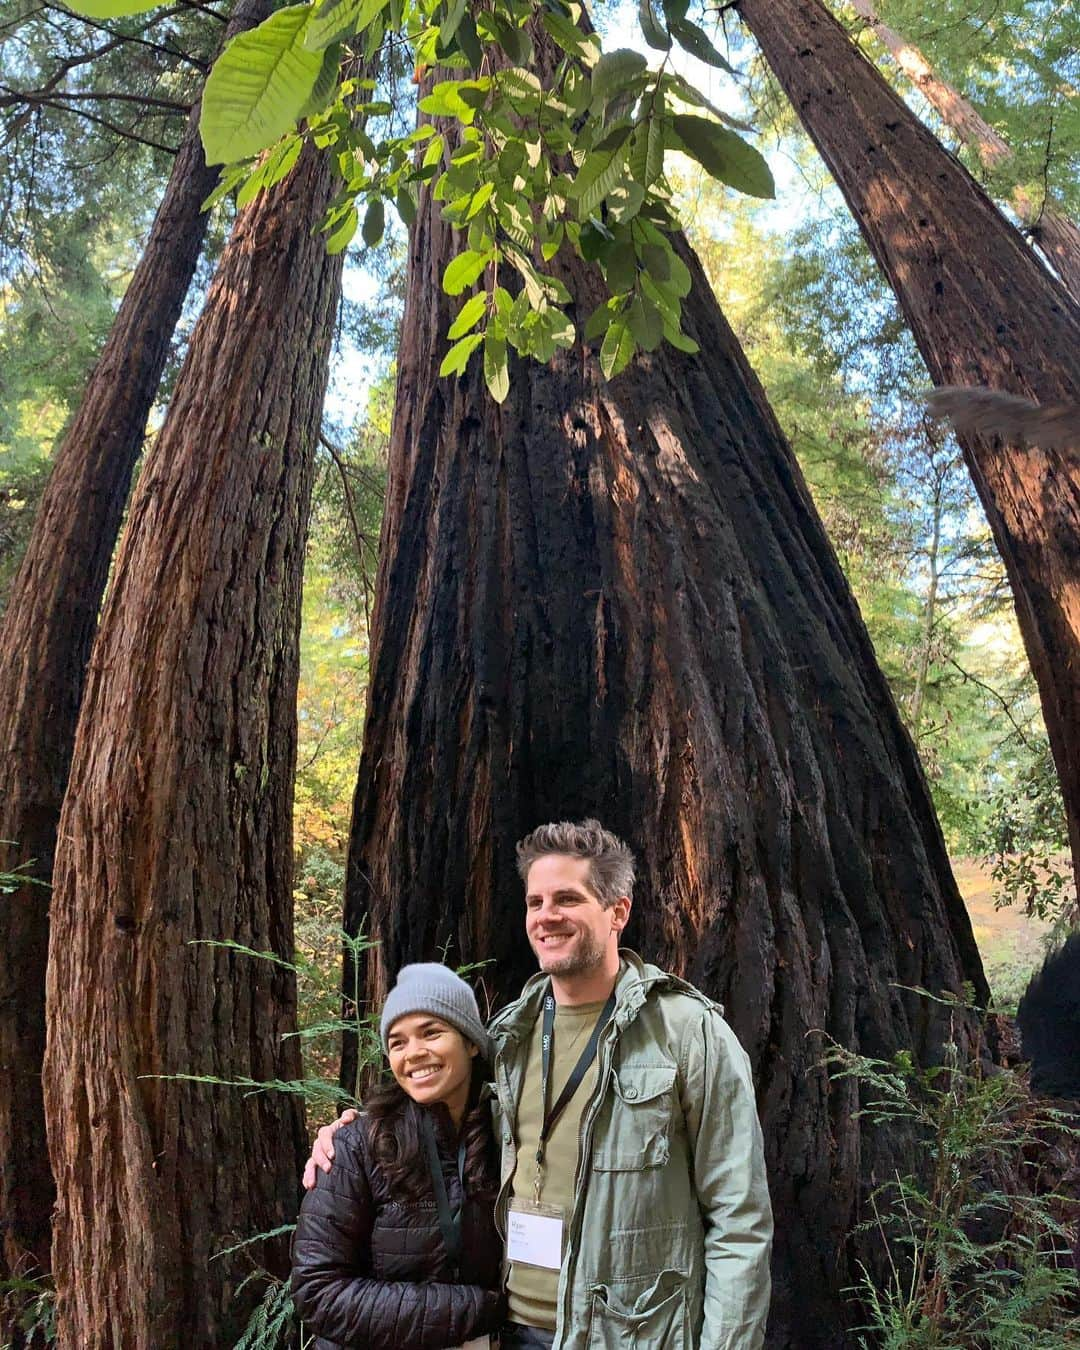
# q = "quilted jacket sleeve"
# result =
<box><xmin>290</xmin><ymin>1123</ymin><xmax>503</xmax><ymax>1349</ymax></box>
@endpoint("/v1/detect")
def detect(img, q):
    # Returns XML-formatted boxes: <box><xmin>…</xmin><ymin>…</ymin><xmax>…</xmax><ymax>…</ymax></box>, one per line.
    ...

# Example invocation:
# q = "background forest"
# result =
<box><xmin>0</xmin><ymin>0</ymin><xmax>1078</xmax><ymax>1346</ymax></box>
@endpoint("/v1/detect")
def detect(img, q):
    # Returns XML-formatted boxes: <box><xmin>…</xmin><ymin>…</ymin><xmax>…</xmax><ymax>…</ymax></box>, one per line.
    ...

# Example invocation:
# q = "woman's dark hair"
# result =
<box><xmin>365</xmin><ymin>1060</ymin><xmax>495</xmax><ymax>1201</ymax></box>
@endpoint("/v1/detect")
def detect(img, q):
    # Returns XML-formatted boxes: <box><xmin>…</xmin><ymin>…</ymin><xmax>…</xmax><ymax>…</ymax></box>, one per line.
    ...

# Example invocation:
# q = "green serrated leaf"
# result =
<box><xmin>595</xmin><ymin>122</ymin><xmax>633</xmax><ymax>155</ymax></box>
<box><xmin>361</xmin><ymin>197</ymin><xmax>384</xmax><ymax>247</ymax></box>
<box><xmin>441</xmin><ymin>0</ymin><xmax>467</xmax><ymax>44</ymax></box>
<box><xmin>600</xmin><ymin>313</ymin><xmax>635</xmax><ymax>379</ymax></box>
<box><xmin>584</xmin><ymin>298</ymin><xmax>618</xmax><ymax>342</ymax></box>
<box><xmin>669</xmin><ymin>16</ymin><xmax>734</xmax><ymax>73</ymax></box>
<box><xmin>439</xmin><ymin>331</ymin><xmax>484</xmax><ymax>377</ymax></box>
<box><xmin>670</xmin><ymin>114</ymin><xmax>774</xmax><ymax>199</ymax></box>
<box><xmin>396</xmin><ymin>184</ymin><xmax>417</xmax><ymax>226</ymax></box>
<box><xmin>442</xmin><ymin>249</ymin><xmax>492</xmax><ymax>295</ymax></box>
<box><xmin>541</xmin><ymin>9</ymin><xmax>598</xmax><ymax>64</ymax></box>
<box><xmin>628</xmin><ymin>293</ymin><xmax>663</xmax><ymax>351</ymax></box>
<box><xmin>448</xmin><ymin>290</ymin><xmax>487</xmax><ymax>338</ymax></box>
<box><xmin>484</xmin><ymin>331</ymin><xmax>509</xmax><ymax>403</ymax></box>
<box><xmin>457</xmin><ymin>12</ymin><xmax>482</xmax><ymax>66</ymax></box>
<box><xmin>201</xmin><ymin>7</ymin><xmax>326</xmax><ymax>166</ymax></box>
<box><xmin>591</xmin><ymin>48</ymin><xmax>648</xmax><ymax>105</ymax></box>
<box><xmin>662</xmin><ymin>316</ymin><xmax>699</xmax><ymax>353</ymax></box>
<box><xmin>638</xmin><ymin>0</ymin><xmax>671</xmax><ymax>50</ymax></box>
<box><xmin>667</xmin><ymin>250</ymin><xmax>692</xmax><ymax>298</ymax></box>
<box><xmin>465</xmin><ymin>180</ymin><xmax>495</xmax><ymax>220</ymax></box>
<box><xmin>303</xmin><ymin>0</ymin><xmax>382</xmax><ymax>52</ymax></box>
<box><xmin>298</xmin><ymin>44</ymin><xmax>342</xmax><ymax>120</ymax></box>
<box><xmin>629</xmin><ymin>107</ymin><xmax>666</xmax><ymax>189</ymax></box>
<box><xmin>662</xmin><ymin>71</ymin><xmax>752</xmax><ymax>130</ymax></box>
<box><xmin>325</xmin><ymin>204</ymin><xmax>358</xmax><ymax>254</ymax></box>
<box><xmin>603</xmin><ymin>241</ymin><xmax>637</xmax><ymax>295</ymax></box>
<box><xmin>420</xmin><ymin>80</ymin><xmax>476</xmax><ymax>121</ymax></box>
<box><xmin>201</xmin><ymin>163</ymin><xmax>249</xmax><ymax>212</ymax></box>
<box><xmin>607</xmin><ymin>180</ymin><xmax>645</xmax><ymax>225</ymax></box>
<box><xmin>640</xmin><ymin>241</ymin><xmax>671</xmax><ymax>282</ymax></box>
<box><xmin>572</xmin><ymin>149</ymin><xmax>628</xmax><ymax>218</ymax></box>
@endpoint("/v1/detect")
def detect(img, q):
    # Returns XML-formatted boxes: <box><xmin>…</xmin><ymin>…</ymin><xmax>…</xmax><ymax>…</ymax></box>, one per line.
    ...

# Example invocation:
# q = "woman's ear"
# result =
<box><xmin>468</xmin><ymin>1041</ymin><xmax>479</xmax><ymax>1058</ymax></box>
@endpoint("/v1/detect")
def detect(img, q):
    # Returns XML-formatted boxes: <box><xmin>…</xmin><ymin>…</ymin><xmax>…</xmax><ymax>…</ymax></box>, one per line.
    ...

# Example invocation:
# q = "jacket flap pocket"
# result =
<box><xmin>611</xmin><ymin>1063</ymin><xmax>677</xmax><ymax>1104</ymax></box>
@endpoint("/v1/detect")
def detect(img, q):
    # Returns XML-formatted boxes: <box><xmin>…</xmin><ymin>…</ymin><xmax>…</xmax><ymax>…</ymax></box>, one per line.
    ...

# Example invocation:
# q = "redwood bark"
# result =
<box><xmin>848</xmin><ymin>0</ymin><xmax>1080</xmax><ymax>301</ymax></box>
<box><xmin>42</xmin><ymin>140</ymin><xmax>342</xmax><ymax>1348</ymax></box>
<box><xmin>341</xmin><ymin>60</ymin><xmax>988</xmax><ymax>1350</ymax></box>
<box><xmin>739</xmin><ymin>0</ymin><xmax>1080</xmax><ymax>902</ymax></box>
<box><xmin>0</xmin><ymin>0</ymin><xmax>269</xmax><ymax>1289</ymax></box>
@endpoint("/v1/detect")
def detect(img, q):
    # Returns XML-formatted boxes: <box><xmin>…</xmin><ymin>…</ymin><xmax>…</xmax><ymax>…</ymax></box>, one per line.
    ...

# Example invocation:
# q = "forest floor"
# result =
<box><xmin>954</xmin><ymin>856</ymin><xmax>1056</xmax><ymax>1013</ymax></box>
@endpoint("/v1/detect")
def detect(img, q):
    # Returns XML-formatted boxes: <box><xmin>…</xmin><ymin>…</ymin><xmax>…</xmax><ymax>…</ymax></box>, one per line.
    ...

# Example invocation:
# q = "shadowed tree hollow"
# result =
<box><xmin>341</xmin><ymin>48</ymin><xmax>989</xmax><ymax>1349</ymax></box>
<box><xmin>43</xmin><ymin>141</ymin><xmax>342</xmax><ymax>1349</ymax></box>
<box><xmin>738</xmin><ymin>0</ymin><xmax>1080</xmax><ymax>898</ymax></box>
<box><xmin>0</xmin><ymin>0</ymin><xmax>269</xmax><ymax>1291</ymax></box>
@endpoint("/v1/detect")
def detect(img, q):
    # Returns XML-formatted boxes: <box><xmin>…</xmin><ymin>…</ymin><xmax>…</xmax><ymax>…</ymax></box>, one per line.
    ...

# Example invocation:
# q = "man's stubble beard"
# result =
<box><xmin>535</xmin><ymin>925</ymin><xmax>607</xmax><ymax>978</ymax></box>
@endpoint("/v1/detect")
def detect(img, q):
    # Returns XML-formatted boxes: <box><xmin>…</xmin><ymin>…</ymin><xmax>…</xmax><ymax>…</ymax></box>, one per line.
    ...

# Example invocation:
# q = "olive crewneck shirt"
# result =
<box><xmin>505</xmin><ymin>998</ymin><xmax>608</xmax><ymax>1331</ymax></box>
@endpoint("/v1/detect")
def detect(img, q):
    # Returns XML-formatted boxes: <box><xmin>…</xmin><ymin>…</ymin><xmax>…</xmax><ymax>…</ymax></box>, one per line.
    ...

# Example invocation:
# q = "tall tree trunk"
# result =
<box><xmin>738</xmin><ymin>0</ymin><xmax>1080</xmax><ymax>905</ymax></box>
<box><xmin>0</xmin><ymin>0</ymin><xmax>269</xmax><ymax>1290</ymax></box>
<box><xmin>909</xmin><ymin>468</ymin><xmax>944</xmax><ymax>741</ymax></box>
<box><xmin>847</xmin><ymin>0</ymin><xmax>1080</xmax><ymax>300</ymax></box>
<box><xmin>341</xmin><ymin>50</ymin><xmax>988</xmax><ymax>1350</ymax></box>
<box><xmin>42</xmin><ymin>140</ymin><xmax>342</xmax><ymax>1349</ymax></box>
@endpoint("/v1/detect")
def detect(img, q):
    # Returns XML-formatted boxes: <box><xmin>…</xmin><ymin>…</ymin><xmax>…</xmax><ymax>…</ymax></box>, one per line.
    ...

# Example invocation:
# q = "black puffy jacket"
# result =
<box><xmin>291</xmin><ymin>1102</ymin><xmax>505</xmax><ymax>1349</ymax></box>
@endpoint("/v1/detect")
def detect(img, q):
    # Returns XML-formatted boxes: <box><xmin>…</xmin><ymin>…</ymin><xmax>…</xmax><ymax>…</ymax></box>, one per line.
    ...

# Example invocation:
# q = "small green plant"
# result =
<box><xmin>0</xmin><ymin>1273</ymin><xmax>57</xmax><ymax>1349</ymax></box>
<box><xmin>824</xmin><ymin>1014</ymin><xmax>1080</xmax><ymax>1348</ymax></box>
<box><xmin>162</xmin><ymin>925</ymin><xmax>383</xmax><ymax>1348</ymax></box>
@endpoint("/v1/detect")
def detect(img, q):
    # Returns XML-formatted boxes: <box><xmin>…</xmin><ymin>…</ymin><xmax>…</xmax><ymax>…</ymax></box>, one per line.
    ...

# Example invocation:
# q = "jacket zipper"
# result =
<box><xmin>555</xmin><ymin>1018</ymin><xmax>620</xmax><ymax>1345</ymax></box>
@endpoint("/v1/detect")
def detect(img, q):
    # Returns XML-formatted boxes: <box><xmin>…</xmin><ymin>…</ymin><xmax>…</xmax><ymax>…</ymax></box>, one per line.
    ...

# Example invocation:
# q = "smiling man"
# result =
<box><xmin>306</xmin><ymin>819</ymin><xmax>773</xmax><ymax>1349</ymax></box>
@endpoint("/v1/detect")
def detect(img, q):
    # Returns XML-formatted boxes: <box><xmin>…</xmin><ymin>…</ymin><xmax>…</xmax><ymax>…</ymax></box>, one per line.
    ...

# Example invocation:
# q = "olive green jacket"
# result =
<box><xmin>488</xmin><ymin>951</ymin><xmax>773</xmax><ymax>1350</ymax></box>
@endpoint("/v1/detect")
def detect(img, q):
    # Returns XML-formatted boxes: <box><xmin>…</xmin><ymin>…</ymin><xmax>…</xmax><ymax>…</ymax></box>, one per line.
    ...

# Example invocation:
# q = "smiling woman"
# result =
<box><xmin>291</xmin><ymin>964</ymin><xmax>505</xmax><ymax>1349</ymax></box>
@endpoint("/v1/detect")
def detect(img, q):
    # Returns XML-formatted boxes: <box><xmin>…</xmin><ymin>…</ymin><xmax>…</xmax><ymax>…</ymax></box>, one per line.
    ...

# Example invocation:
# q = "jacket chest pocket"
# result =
<box><xmin>591</xmin><ymin>1062</ymin><xmax>677</xmax><ymax>1172</ymax></box>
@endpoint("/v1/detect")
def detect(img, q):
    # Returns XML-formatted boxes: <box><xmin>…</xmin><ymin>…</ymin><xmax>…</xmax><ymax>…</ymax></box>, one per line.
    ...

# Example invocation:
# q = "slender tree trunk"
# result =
<box><xmin>42</xmin><ymin>140</ymin><xmax>342</xmax><ymax>1349</ymax></box>
<box><xmin>0</xmin><ymin>0</ymin><xmax>269</xmax><ymax>1291</ymax></box>
<box><xmin>847</xmin><ymin>0</ymin><xmax>1080</xmax><ymax>300</ymax></box>
<box><xmin>341</xmin><ymin>42</ymin><xmax>988</xmax><ymax>1348</ymax></box>
<box><xmin>909</xmin><ymin>474</ymin><xmax>943</xmax><ymax>740</ymax></box>
<box><xmin>738</xmin><ymin>0</ymin><xmax>1080</xmax><ymax>906</ymax></box>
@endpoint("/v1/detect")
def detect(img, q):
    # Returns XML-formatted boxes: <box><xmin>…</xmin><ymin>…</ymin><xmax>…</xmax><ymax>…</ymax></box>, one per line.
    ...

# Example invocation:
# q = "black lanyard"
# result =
<box><xmin>534</xmin><ymin>986</ymin><xmax>617</xmax><ymax>1191</ymax></box>
<box><xmin>420</xmin><ymin>1112</ymin><xmax>467</xmax><ymax>1275</ymax></box>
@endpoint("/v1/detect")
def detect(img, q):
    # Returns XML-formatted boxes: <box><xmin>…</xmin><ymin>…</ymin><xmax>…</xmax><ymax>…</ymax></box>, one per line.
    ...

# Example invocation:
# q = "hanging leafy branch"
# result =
<box><xmin>62</xmin><ymin>0</ymin><xmax>774</xmax><ymax>398</ymax></box>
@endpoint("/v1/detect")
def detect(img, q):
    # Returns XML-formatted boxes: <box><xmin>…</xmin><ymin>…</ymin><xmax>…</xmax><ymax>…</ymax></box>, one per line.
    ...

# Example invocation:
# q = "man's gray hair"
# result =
<box><xmin>515</xmin><ymin>818</ymin><xmax>636</xmax><ymax>909</ymax></box>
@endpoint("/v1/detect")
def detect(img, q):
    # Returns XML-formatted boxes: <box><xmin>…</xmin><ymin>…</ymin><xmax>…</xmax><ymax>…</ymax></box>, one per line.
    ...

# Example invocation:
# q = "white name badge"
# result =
<box><xmin>458</xmin><ymin>1338</ymin><xmax>491</xmax><ymax>1349</ymax></box>
<box><xmin>506</xmin><ymin>1199</ymin><xmax>565</xmax><ymax>1271</ymax></box>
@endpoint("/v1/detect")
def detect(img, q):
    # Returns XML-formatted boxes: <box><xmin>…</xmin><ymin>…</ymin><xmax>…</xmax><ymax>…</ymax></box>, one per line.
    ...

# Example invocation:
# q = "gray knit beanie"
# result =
<box><xmin>379</xmin><ymin>963</ymin><xmax>492</xmax><ymax>1063</ymax></box>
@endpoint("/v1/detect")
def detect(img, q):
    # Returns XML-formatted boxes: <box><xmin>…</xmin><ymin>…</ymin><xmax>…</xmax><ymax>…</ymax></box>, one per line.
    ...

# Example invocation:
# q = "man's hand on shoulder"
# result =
<box><xmin>301</xmin><ymin>1108</ymin><xmax>359</xmax><ymax>1190</ymax></box>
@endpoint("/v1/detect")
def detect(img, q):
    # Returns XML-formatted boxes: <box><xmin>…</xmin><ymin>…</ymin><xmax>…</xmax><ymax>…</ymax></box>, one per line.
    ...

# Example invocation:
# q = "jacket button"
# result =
<box><xmin>503</xmin><ymin>1131</ymin><xmax>512</xmax><ymax>1144</ymax></box>
<box><xmin>624</xmin><ymin>1086</ymin><xmax>638</xmax><ymax>1099</ymax></box>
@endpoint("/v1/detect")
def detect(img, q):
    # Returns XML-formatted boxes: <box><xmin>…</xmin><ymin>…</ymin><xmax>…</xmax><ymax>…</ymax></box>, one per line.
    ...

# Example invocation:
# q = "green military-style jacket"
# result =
<box><xmin>487</xmin><ymin>951</ymin><xmax>773</xmax><ymax>1350</ymax></box>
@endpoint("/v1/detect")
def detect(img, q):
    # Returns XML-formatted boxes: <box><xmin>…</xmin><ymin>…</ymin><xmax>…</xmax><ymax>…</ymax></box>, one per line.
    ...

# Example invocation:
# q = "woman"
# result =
<box><xmin>292</xmin><ymin>963</ymin><xmax>505</xmax><ymax>1349</ymax></box>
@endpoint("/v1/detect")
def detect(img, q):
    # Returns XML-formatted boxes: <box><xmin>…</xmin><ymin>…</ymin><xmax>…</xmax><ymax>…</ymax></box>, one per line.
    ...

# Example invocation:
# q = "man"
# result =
<box><xmin>305</xmin><ymin>819</ymin><xmax>773</xmax><ymax>1348</ymax></box>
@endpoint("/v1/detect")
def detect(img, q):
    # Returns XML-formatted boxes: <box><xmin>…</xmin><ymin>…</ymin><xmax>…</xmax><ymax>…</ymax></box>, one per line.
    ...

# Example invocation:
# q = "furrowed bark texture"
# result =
<box><xmin>0</xmin><ymin>0</ymin><xmax>270</xmax><ymax>1289</ymax></box>
<box><xmin>43</xmin><ymin>142</ymin><xmax>342</xmax><ymax>1349</ymax></box>
<box><xmin>848</xmin><ymin>0</ymin><xmax>1080</xmax><ymax>301</ymax></box>
<box><xmin>740</xmin><ymin>0</ymin><xmax>1080</xmax><ymax>899</ymax></box>
<box><xmin>342</xmin><ymin>101</ymin><xmax>988</xmax><ymax>1350</ymax></box>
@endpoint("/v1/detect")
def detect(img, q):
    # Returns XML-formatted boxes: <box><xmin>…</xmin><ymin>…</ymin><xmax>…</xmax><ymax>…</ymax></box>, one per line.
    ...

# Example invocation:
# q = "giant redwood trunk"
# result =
<box><xmin>341</xmin><ymin>46</ymin><xmax>988</xmax><ymax>1350</ymax></box>
<box><xmin>0</xmin><ymin>0</ymin><xmax>269</xmax><ymax>1289</ymax></box>
<box><xmin>42</xmin><ymin>141</ymin><xmax>342</xmax><ymax>1349</ymax></box>
<box><xmin>847</xmin><ymin>0</ymin><xmax>1080</xmax><ymax>301</ymax></box>
<box><xmin>739</xmin><ymin>0</ymin><xmax>1080</xmax><ymax>899</ymax></box>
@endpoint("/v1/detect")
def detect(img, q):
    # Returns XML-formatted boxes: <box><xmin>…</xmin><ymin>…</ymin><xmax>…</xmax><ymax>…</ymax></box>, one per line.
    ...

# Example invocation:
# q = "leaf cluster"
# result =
<box><xmin>824</xmin><ymin>1032</ymin><xmax>1080</xmax><ymax>1347</ymax></box>
<box><xmin>67</xmin><ymin>0</ymin><xmax>776</xmax><ymax>398</ymax></box>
